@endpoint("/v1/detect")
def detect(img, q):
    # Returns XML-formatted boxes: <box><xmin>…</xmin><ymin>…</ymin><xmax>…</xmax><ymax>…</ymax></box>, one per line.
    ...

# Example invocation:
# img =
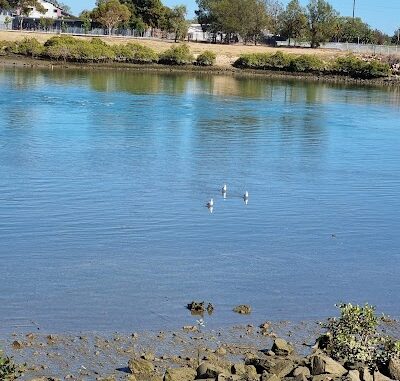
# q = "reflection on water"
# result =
<box><xmin>0</xmin><ymin>67</ymin><xmax>399</xmax><ymax>333</ymax></box>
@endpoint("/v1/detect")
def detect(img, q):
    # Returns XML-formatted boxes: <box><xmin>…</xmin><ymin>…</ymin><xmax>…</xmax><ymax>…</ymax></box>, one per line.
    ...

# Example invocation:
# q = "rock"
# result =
<box><xmin>272</xmin><ymin>338</ymin><xmax>293</xmax><ymax>356</ymax></box>
<box><xmin>311</xmin><ymin>353</ymin><xmax>347</xmax><ymax>377</ymax></box>
<box><xmin>345</xmin><ymin>370</ymin><xmax>361</xmax><ymax>381</ymax></box>
<box><xmin>295</xmin><ymin>375</ymin><xmax>308</xmax><ymax>381</ymax></box>
<box><xmin>141</xmin><ymin>352</ymin><xmax>156</xmax><ymax>361</ymax></box>
<box><xmin>187</xmin><ymin>301</ymin><xmax>205</xmax><ymax>314</ymax></box>
<box><xmin>197</xmin><ymin>362</ymin><xmax>228</xmax><ymax>379</ymax></box>
<box><xmin>247</xmin><ymin>357</ymin><xmax>294</xmax><ymax>378</ymax></box>
<box><xmin>231</xmin><ymin>363</ymin><xmax>246</xmax><ymax>375</ymax></box>
<box><xmin>215</xmin><ymin>347</ymin><xmax>227</xmax><ymax>356</ymax></box>
<box><xmin>244</xmin><ymin>365</ymin><xmax>259</xmax><ymax>380</ymax></box>
<box><xmin>360</xmin><ymin>368</ymin><xmax>373</xmax><ymax>381</ymax></box>
<box><xmin>12</xmin><ymin>340</ymin><xmax>24</xmax><ymax>349</ymax></box>
<box><xmin>312</xmin><ymin>376</ymin><xmax>334</xmax><ymax>381</ymax></box>
<box><xmin>183</xmin><ymin>326</ymin><xmax>198</xmax><ymax>332</ymax></box>
<box><xmin>128</xmin><ymin>358</ymin><xmax>155</xmax><ymax>375</ymax></box>
<box><xmin>207</xmin><ymin>303</ymin><xmax>214</xmax><ymax>315</ymax></box>
<box><xmin>233</xmin><ymin>305</ymin><xmax>252</xmax><ymax>314</ymax></box>
<box><xmin>388</xmin><ymin>358</ymin><xmax>400</xmax><ymax>380</ymax></box>
<box><xmin>164</xmin><ymin>367</ymin><xmax>196</xmax><ymax>381</ymax></box>
<box><xmin>292</xmin><ymin>366</ymin><xmax>311</xmax><ymax>378</ymax></box>
<box><xmin>261</xmin><ymin>374</ymin><xmax>280</xmax><ymax>381</ymax></box>
<box><xmin>373</xmin><ymin>371</ymin><xmax>394</xmax><ymax>381</ymax></box>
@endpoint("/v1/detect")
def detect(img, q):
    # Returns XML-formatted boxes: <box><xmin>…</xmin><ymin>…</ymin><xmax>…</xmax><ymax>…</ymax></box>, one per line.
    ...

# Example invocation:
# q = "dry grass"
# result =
<box><xmin>0</xmin><ymin>30</ymin><xmax>345</xmax><ymax>67</ymax></box>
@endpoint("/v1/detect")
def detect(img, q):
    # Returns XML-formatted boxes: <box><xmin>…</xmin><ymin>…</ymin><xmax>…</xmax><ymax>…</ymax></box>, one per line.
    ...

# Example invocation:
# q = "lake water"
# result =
<box><xmin>0</xmin><ymin>68</ymin><xmax>399</xmax><ymax>333</ymax></box>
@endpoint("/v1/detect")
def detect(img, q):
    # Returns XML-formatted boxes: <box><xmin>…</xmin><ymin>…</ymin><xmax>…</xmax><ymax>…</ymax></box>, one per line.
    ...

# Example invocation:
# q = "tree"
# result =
<box><xmin>265</xmin><ymin>0</ymin><xmax>284</xmax><ymax>35</ymax></box>
<box><xmin>79</xmin><ymin>10</ymin><xmax>92</xmax><ymax>34</ymax></box>
<box><xmin>4</xmin><ymin>16</ymin><xmax>12</xmax><ymax>29</ymax></box>
<box><xmin>307</xmin><ymin>0</ymin><xmax>338</xmax><ymax>48</ymax></box>
<box><xmin>10</xmin><ymin>0</ymin><xmax>46</xmax><ymax>30</ymax></box>
<box><xmin>239</xmin><ymin>0</ymin><xmax>269</xmax><ymax>45</ymax></box>
<box><xmin>280</xmin><ymin>0</ymin><xmax>307</xmax><ymax>45</ymax></box>
<box><xmin>40</xmin><ymin>17</ymin><xmax>54</xmax><ymax>31</ymax></box>
<box><xmin>161</xmin><ymin>5</ymin><xmax>188</xmax><ymax>42</ymax></box>
<box><xmin>92</xmin><ymin>0</ymin><xmax>131</xmax><ymax>36</ymax></box>
<box><xmin>392</xmin><ymin>28</ymin><xmax>400</xmax><ymax>45</ymax></box>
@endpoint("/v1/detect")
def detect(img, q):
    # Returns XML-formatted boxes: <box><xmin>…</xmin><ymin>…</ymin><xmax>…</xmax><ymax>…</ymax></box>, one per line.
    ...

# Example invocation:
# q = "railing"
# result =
<box><xmin>277</xmin><ymin>40</ymin><xmax>400</xmax><ymax>55</ymax></box>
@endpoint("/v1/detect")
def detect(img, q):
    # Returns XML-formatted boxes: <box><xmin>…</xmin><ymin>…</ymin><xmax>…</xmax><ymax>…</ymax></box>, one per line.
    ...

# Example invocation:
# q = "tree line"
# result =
<box><xmin>79</xmin><ymin>0</ymin><xmax>189</xmax><ymax>42</ymax></box>
<box><xmin>196</xmin><ymin>0</ymin><xmax>400</xmax><ymax>47</ymax></box>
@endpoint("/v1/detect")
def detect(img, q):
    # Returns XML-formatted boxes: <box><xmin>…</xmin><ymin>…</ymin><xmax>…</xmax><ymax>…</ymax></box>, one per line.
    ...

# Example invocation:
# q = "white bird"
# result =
<box><xmin>243</xmin><ymin>191</ymin><xmax>249</xmax><ymax>200</ymax></box>
<box><xmin>207</xmin><ymin>198</ymin><xmax>214</xmax><ymax>208</ymax></box>
<box><xmin>221</xmin><ymin>184</ymin><xmax>227</xmax><ymax>194</ymax></box>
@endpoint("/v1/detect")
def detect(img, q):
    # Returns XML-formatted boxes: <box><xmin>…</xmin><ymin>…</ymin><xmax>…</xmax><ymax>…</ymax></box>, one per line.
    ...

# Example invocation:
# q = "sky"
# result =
<box><xmin>67</xmin><ymin>0</ymin><xmax>399</xmax><ymax>35</ymax></box>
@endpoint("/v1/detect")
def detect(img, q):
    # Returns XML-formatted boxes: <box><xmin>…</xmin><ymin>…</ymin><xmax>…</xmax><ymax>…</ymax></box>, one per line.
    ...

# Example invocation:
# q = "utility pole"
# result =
<box><xmin>352</xmin><ymin>0</ymin><xmax>356</xmax><ymax>19</ymax></box>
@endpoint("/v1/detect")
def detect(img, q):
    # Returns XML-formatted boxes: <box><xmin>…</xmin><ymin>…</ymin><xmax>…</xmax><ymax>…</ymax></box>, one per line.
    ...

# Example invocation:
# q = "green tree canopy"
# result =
<box><xmin>307</xmin><ymin>0</ymin><xmax>338</xmax><ymax>48</ymax></box>
<box><xmin>92</xmin><ymin>0</ymin><xmax>131</xmax><ymax>35</ymax></box>
<box><xmin>280</xmin><ymin>0</ymin><xmax>307</xmax><ymax>45</ymax></box>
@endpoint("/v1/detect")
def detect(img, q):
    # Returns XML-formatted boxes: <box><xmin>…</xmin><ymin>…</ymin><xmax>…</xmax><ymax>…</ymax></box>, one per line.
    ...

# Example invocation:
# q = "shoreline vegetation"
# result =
<box><xmin>1</xmin><ymin>34</ymin><xmax>400</xmax><ymax>86</ymax></box>
<box><xmin>1</xmin><ymin>303</ymin><xmax>399</xmax><ymax>381</ymax></box>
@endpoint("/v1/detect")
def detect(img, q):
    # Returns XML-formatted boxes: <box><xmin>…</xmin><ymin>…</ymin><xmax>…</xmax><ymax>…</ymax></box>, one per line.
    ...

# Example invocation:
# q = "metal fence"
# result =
<box><xmin>277</xmin><ymin>40</ymin><xmax>400</xmax><ymax>55</ymax></box>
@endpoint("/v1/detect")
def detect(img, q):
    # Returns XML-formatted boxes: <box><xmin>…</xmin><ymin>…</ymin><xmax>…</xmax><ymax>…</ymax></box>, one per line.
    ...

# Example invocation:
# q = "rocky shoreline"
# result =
<box><xmin>1</xmin><ymin>55</ymin><xmax>400</xmax><ymax>87</ymax></box>
<box><xmin>2</xmin><ymin>317</ymin><xmax>399</xmax><ymax>381</ymax></box>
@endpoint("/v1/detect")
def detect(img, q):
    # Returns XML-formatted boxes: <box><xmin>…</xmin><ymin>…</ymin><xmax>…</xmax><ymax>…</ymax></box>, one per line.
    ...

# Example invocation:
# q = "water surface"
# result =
<box><xmin>1</xmin><ymin>68</ymin><xmax>399</xmax><ymax>332</ymax></box>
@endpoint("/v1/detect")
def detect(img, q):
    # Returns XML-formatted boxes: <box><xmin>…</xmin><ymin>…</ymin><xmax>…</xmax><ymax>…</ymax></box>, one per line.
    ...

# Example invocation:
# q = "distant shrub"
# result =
<box><xmin>289</xmin><ymin>54</ymin><xmax>325</xmax><ymax>72</ymax></box>
<box><xmin>44</xmin><ymin>36</ymin><xmax>115</xmax><ymax>62</ymax></box>
<box><xmin>333</xmin><ymin>55</ymin><xmax>390</xmax><ymax>78</ymax></box>
<box><xmin>234</xmin><ymin>51</ymin><xmax>291</xmax><ymax>70</ymax></box>
<box><xmin>12</xmin><ymin>38</ymin><xmax>44</xmax><ymax>57</ymax></box>
<box><xmin>196</xmin><ymin>50</ymin><xmax>216</xmax><ymax>66</ymax></box>
<box><xmin>113</xmin><ymin>42</ymin><xmax>158</xmax><ymax>63</ymax></box>
<box><xmin>159</xmin><ymin>44</ymin><xmax>194</xmax><ymax>65</ymax></box>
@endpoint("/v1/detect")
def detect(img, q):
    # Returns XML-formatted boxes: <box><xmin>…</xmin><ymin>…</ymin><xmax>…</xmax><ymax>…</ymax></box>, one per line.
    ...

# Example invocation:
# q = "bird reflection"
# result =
<box><xmin>208</xmin><ymin>206</ymin><xmax>214</xmax><ymax>214</ymax></box>
<box><xmin>244</xmin><ymin>198</ymin><xmax>248</xmax><ymax>205</ymax></box>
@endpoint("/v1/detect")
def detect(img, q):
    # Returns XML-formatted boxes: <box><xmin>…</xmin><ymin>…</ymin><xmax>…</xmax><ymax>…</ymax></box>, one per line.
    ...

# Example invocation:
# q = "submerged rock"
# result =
<box><xmin>233</xmin><ymin>305</ymin><xmax>252</xmax><ymax>315</ymax></box>
<box><xmin>187</xmin><ymin>301</ymin><xmax>205</xmax><ymax>314</ymax></box>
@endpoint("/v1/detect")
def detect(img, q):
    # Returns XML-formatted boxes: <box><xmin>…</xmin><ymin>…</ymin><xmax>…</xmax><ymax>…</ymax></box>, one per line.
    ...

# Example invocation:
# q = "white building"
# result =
<box><xmin>15</xmin><ymin>0</ymin><xmax>65</xmax><ymax>19</ymax></box>
<box><xmin>187</xmin><ymin>24</ymin><xmax>210</xmax><ymax>42</ymax></box>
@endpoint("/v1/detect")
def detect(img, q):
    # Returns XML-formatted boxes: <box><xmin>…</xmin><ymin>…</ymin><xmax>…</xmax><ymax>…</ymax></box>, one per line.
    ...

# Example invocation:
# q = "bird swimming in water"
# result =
<box><xmin>207</xmin><ymin>198</ymin><xmax>214</xmax><ymax>208</ymax></box>
<box><xmin>222</xmin><ymin>184</ymin><xmax>227</xmax><ymax>194</ymax></box>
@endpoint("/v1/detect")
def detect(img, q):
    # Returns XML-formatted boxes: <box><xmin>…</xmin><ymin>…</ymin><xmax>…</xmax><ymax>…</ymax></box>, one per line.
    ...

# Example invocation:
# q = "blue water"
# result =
<box><xmin>0</xmin><ymin>68</ymin><xmax>399</xmax><ymax>333</ymax></box>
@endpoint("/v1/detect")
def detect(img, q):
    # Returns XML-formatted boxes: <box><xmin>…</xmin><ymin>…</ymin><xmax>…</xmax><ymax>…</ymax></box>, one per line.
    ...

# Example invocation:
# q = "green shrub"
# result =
<box><xmin>12</xmin><ymin>38</ymin><xmax>44</xmax><ymax>57</ymax></box>
<box><xmin>159</xmin><ymin>44</ymin><xmax>194</xmax><ymax>65</ymax></box>
<box><xmin>234</xmin><ymin>51</ymin><xmax>291</xmax><ymax>70</ymax></box>
<box><xmin>323</xmin><ymin>303</ymin><xmax>385</xmax><ymax>364</ymax></box>
<box><xmin>0</xmin><ymin>350</ymin><xmax>21</xmax><ymax>380</ymax></box>
<box><xmin>44</xmin><ymin>36</ymin><xmax>115</xmax><ymax>62</ymax></box>
<box><xmin>289</xmin><ymin>54</ymin><xmax>325</xmax><ymax>72</ymax></box>
<box><xmin>196</xmin><ymin>50</ymin><xmax>216</xmax><ymax>66</ymax></box>
<box><xmin>333</xmin><ymin>55</ymin><xmax>390</xmax><ymax>78</ymax></box>
<box><xmin>113</xmin><ymin>42</ymin><xmax>158</xmax><ymax>63</ymax></box>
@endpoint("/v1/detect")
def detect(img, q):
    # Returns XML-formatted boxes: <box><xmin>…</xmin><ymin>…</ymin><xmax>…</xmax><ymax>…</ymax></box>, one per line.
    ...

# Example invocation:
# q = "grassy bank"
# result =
<box><xmin>0</xmin><ymin>33</ymin><xmax>399</xmax><ymax>83</ymax></box>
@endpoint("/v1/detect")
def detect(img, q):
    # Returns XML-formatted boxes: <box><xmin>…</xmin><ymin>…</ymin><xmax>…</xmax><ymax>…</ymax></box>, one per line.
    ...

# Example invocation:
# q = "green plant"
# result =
<box><xmin>289</xmin><ymin>54</ymin><xmax>325</xmax><ymax>72</ymax></box>
<box><xmin>0</xmin><ymin>350</ymin><xmax>21</xmax><ymax>380</ymax></box>
<box><xmin>333</xmin><ymin>55</ymin><xmax>391</xmax><ymax>79</ymax></box>
<box><xmin>159</xmin><ymin>44</ymin><xmax>194</xmax><ymax>65</ymax></box>
<box><xmin>113</xmin><ymin>42</ymin><xmax>158</xmax><ymax>63</ymax></box>
<box><xmin>234</xmin><ymin>51</ymin><xmax>292</xmax><ymax>70</ymax></box>
<box><xmin>323</xmin><ymin>303</ymin><xmax>384</xmax><ymax>364</ymax></box>
<box><xmin>14</xmin><ymin>38</ymin><xmax>44</xmax><ymax>57</ymax></box>
<box><xmin>196</xmin><ymin>50</ymin><xmax>216</xmax><ymax>66</ymax></box>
